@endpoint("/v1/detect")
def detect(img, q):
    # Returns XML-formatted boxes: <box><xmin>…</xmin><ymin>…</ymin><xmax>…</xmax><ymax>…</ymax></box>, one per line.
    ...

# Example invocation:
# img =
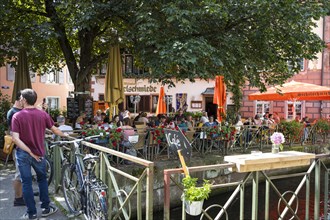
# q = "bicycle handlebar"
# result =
<box><xmin>50</xmin><ymin>135</ymin><xmax>102</xmax><ymax>148</ymax></box>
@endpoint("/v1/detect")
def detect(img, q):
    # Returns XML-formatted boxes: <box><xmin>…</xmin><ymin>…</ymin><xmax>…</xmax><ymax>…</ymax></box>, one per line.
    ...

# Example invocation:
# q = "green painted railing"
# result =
<box><xmin>163</xmin><ymin>153</ymin><xmax>330</xmax><ymax>220</ymax></box>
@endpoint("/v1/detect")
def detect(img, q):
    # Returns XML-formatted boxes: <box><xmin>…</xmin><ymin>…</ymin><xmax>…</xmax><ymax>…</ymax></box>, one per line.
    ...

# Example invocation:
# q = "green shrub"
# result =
<box><xmin>278</xmin><ymin>120</ymin><xmax>303</xmax><ymax>145</ymax></box>
<box><xmin>0</xmin><ymin>91</ymin><xmax>11</xmax><ymax>141</ymax></box>
<box><xmin>314</xmin><ymin>118</ymin><xmax>330</xmax><ymax>133</ymax></box>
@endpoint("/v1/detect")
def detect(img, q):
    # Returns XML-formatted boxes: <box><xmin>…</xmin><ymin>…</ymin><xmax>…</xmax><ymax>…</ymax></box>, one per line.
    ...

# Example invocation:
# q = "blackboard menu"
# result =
<box><xmin>67</xmin><ymin>98</ymin><xmax>79</xmax><ymax>119</ymax></box>
<box><xmin>84</xmin><ymin>98</ymin><xmax>93</xmax><ymax>119</ymax></box>
<box><xmin>164</xmin><ymin>128</ymin><xmax>192</xmax><ymax>161</ymax></box>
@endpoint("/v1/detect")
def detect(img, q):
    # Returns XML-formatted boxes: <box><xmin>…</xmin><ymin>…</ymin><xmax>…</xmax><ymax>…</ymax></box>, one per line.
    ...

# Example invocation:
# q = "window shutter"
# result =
<box><xmin>30</xmin><ymin>71</ymin><xmax>36</xmax><ymax>83</ymax></box>
<box><xmin>58</xmin><ymin>70</ymin><xmax>64</xmax><ymax>84</ymax></box>
<box><xmin>7</xmin><ymin>64</ymin><xmax>15</xmax><ymax>81</ymax></box>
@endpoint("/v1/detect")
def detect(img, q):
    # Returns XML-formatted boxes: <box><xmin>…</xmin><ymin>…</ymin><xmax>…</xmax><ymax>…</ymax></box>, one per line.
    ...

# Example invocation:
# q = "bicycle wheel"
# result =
<box><xmin>88</xmin><ymin>188</ymin><xmax>108</xmax><ymax>220</ymax></box>
<box><xmin>45</xmin><ymin>157</ymin><xmax>54</xmax><ymax>185</ymax></box>
<box><xmin>61</xmin><ymin>163</ymin><xmax>82</xmax><ymax>215</ymax></box>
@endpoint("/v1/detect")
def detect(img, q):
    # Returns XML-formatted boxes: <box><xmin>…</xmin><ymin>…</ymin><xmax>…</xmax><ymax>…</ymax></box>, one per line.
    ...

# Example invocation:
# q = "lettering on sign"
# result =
<box><xmin>124</xmin><ymin>85</ymin><xmax>157</xmax><ymax>93</ymax></box>
<box><xmin>164</xmin><ymin>128</ymin><xmax>192</xmax><ymax>161</ymax></box>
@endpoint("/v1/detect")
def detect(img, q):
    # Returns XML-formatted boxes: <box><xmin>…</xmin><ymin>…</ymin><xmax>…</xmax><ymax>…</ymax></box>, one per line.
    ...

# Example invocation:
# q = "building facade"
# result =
<box><xmin>0</xmin><ymin>65</ymin><xmax>74</xmax><ymax>111</ymax></box>
<box><xmin>92</xmin><ymin>17</ymin><xmax>330</xmax><ymax>121</ymax></box>
<box><xmin>1</xmin><ymin>17</ymin><xmax>329</xmax><ymax>121</ymax></box>
<box><xmin>241</xmin><ymin>17</ymin><xmax>330</xmax><ymax>121</ymax></box>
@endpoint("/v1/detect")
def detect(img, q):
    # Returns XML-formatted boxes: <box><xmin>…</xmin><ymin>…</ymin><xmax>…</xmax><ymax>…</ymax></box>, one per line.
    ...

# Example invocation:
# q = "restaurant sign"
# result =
<box><xmin>124</xmin><ymin>85</ymin><xmax>157</xmax><ymax>93</ymax></box>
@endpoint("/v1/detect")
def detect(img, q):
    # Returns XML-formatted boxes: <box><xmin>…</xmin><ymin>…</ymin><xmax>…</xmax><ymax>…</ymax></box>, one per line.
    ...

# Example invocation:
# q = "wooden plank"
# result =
<box><xmin>224</xmin><ymin>151</ymin><xmax>315</xmax><ymax>173</ymax></box>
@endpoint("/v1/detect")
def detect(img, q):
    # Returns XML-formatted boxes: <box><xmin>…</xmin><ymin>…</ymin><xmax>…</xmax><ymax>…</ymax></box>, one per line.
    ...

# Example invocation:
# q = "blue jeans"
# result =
<box><xmin>16</xmin><ymin>149</ymin><xmax>50</xmax><ymax>216</ymax></box>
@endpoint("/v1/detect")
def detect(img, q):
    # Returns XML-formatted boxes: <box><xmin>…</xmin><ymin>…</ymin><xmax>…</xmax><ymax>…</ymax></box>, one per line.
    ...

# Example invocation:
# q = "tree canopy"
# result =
<box><xmin>1</xmin><ymin>0</ymin><xmax>329</xmax><ymax>107</ymax></box>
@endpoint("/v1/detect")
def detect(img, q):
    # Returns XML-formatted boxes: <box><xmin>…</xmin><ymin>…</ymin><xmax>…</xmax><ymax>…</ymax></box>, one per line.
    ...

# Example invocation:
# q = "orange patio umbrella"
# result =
<box><xmin>213</xmin><ymin>76</ymin><xmax>226</xmax><ymax>122</ymax></box>
<box><xmin>156</xmin><ymin>86</ymin><xmax>167</xmax><ymax>115</ymax></box>
<box><xmin>248</xmin><ymin>81</ymin><xmax>330</xmax><ymax>101</ymax></box>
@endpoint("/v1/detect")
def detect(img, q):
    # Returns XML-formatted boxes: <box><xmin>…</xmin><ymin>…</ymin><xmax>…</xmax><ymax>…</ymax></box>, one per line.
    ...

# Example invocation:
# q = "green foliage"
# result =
<box><xmin>0</xmin><ymin>91</ymin><xmax>11</xmax><ymax>140</ymax></box>
<box><xmin>49</xmin><ymin>108</ymin><xmax>61</xmax><ymax>121</ymax></box>
<box><xmin>192</xmin><ymin>112</ymin><xmax>203</xmax><ymax>119</ymax></box>
<box><xmin>278</xmin><ymin>120</ymin><xmax>303</xmax><ymax>144</ymax></box>
<box><xmin>182</xmin><ymin>176</ymin><xmax>211</xmax><ymax>202</ymax></box>
<box><xmin>315</xmin><ymin>119</ymin><xmax>330</xmax><ymax>133</ymax></box>
<box><xmin>1</xmin><ymin>0</ymin><xmax>329</xmax><ymax>99</ymax></box>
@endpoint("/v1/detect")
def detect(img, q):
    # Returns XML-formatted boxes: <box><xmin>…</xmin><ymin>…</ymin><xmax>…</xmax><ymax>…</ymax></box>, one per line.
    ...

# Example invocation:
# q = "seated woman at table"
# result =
<box><xmin>110</xmin><ymin>114</ymin><xmax>123</xmax><ymax>128</ymax></box>
<box><xmin>253</xmin><ymin>114</ymin><xmax>262</xmax><ymax>126</ymax></box>
<box><xmin>177</xmin><ymin>118</ymin><xmax>188</xmax><ymax>132</ymax></box>
<box><xmin>234</xmin><ymin>115</ymin><xmax>244</xmax><ymax>133</ymax></box>
<box><xmin>75</xmin><ymin>111</ymin><xmax>88</xmax><ymax>129</ymax></box>
<box><xmin>121</xmin><ymin>120</ymin><xmax>136</xmax><ymax>148</ymax></box>
<box><xmin>243</xmin><ymin>117</ymin><xmax>253</xmax><ymax>143</ymax></box>
<box><xmin>138</xmin><ymin>112</ymin><xmax>150</xmax><ymax>125</ymax></box>
<box><xmin>185</xmin><ymin>115</ymin><xmax>195</xmax><ymax>131</ymax></box>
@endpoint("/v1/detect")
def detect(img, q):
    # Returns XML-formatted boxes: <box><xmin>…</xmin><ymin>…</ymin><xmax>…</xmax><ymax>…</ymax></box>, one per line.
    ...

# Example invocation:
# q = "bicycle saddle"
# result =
<box><xmin>83</xmin><ymin>154</ymin><xmax>99</xmax><ymax>162</ymax></box>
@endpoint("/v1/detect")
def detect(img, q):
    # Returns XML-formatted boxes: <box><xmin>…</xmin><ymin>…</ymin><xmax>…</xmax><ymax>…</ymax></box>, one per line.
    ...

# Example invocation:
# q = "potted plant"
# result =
<box><xmin>182</xmin><ymin>175</ymin><xmax>211</xmax><ymax>216</ymax></box>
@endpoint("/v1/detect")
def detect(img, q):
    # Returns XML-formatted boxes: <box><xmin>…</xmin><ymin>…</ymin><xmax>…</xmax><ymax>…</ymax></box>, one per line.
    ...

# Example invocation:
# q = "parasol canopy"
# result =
<box><xmin>12</xmin><ymin>47</ymin><xmax>32</xmax><ymax>103</ymax></box>
<box><xmin>105</xmin><ymin>45</ymin><xmax>124</xmax><ymax>115</ymax></box>
<box><xmin>156</xmin><ymin>86</ymin><xmax>167</xmax><ymax>115</ymax></box>
<box><xmin>248</xmin><ymin>81</ymin><xmax>330</xmax><ymax>101</ymax></box>
<box><xmin>213</xmin><ymin>75</ymin><xmax>226</xmax><ymax>122</ymax></box>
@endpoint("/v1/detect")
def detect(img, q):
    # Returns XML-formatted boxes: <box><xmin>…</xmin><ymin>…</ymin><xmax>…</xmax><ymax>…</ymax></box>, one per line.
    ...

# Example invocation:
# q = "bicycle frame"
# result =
<box><xmin>52</xmin><ymin>135</ymin><xmax>108</xmax><ymax>219</ymax></box>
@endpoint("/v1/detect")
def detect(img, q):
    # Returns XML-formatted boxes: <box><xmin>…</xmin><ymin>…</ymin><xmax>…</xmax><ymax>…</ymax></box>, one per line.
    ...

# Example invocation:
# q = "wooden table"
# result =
<box><xmin>224</xmin><ymin>151</ymin><xmax>315</xmax><ymax>219</ymax></box>
<box><xmin>224</xmin><ymin>151</ymin><xmax>315</xmax><ymax>173</ymax></box>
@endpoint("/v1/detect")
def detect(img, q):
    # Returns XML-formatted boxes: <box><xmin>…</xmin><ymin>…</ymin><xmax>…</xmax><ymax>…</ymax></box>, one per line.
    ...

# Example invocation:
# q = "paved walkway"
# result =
<box><xmin>0</xmin><ymin>162</ymin><xmax>69</xmax><ymax>220</ymax></box>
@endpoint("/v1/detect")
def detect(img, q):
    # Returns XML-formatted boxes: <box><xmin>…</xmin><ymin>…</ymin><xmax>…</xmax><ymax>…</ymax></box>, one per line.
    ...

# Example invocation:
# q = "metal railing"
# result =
<box><xmin>163</xmin><ymin>153</ymin><xmax>330</xmax><ymax>220</ymax></box>
<box><xmin>48</xmin><ymin>136</ymin><xmax>154</xmax><ymax>220</ymax></box>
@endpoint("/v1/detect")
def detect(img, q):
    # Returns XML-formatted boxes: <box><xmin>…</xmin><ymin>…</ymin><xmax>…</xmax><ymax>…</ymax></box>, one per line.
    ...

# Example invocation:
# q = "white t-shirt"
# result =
<box><xmin>200</xmin><ymin>116</ymin><xmax>209</xmax><ymax>124</ymax></box>
<box><xmin>53</xmin><ymin>124</ymin><xmax>73</xmax><ymax>139</ymax></box>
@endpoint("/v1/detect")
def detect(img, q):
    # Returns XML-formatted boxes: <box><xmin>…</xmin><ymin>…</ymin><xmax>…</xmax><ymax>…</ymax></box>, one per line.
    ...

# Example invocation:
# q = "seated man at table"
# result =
<box><xmin>203</xmin><ymin>115</ymin><xmax>218</xmax><ymax>127</ymax></box>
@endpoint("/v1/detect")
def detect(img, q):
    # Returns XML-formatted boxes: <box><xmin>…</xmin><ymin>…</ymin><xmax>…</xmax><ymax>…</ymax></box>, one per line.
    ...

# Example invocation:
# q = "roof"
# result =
<box><xmin>201</xmin><ymin>87</ymin><xmax>214</xmax><ymax>95</ymax></box>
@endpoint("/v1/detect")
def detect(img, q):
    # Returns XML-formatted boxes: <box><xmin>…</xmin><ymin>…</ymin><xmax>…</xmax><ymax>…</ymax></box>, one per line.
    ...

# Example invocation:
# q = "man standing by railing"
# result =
<box><xmin>11</xmin><ymin>88</ymin><xmax>69</xmax><ymax>220</ymax></box>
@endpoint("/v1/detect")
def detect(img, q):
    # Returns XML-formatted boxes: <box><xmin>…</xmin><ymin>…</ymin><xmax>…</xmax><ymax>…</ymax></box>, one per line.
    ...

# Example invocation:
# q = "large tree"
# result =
<box><xmin>1</xmin><ymin>0</ymin><xmax>329</xmax><ymax>108</ymax></box>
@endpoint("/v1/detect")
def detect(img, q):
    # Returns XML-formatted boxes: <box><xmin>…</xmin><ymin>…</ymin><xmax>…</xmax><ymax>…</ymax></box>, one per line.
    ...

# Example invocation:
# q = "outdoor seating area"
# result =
<box><xmin>53</xmin><ymin>118</ymin><xmax>329</xmax><ymax>164</ymax></box>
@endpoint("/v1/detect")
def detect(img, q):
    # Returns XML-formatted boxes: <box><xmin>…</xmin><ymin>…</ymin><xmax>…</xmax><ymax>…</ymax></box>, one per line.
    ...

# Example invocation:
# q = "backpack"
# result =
<box><xmin>3</xmin><ymin>135</ymin><xmax>15</xmax><ymax>154</ymax></box>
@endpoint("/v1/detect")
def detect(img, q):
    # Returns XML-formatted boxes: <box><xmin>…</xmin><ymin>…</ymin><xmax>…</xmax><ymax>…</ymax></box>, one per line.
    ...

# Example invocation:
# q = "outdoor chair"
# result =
<box><xmin>135</xmin><ymin>124</ymin><xmax>147</xmax><ymax>134</ymax></box>
<box><xmin>128</xmin><ymin>133</ymin><xmax>147</xmax><ymax>158</ymax></box>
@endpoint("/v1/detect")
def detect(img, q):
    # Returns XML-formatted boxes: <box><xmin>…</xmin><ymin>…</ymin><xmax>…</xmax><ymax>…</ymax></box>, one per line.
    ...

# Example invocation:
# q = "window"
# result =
<box><xmin>30</xmin><ymin>71</ymin><xmax>36</xmax><ymax>83</ymax></box>
<box><xmin>288</xmin><ymin>58</ymin><xmax>304</xmax><ymax>73</ymax></box>
<box><xmin>99</xmin><ymin>63</ymin><xmax>107</xmax><ymax>76</ymax></box>
<box><xmin>7</xmin><ymin>64</ymin><xmax>15</xmax><ymax>81</ymax></box>
<box><xmin>285</xmin><ymin>101</ymin><xmax>304</xmax><ymax>120</ymax></box>
<box><xmin>255</xmin><ymin>101</ymin><xmax>270</xmax><ymax>117</ymax></box>
<box><xmin>40</xmin><ymin>70</ymin><xmax>64</xmax><ymax>84</ymax></box>
<box><xmin>298</xmin><ymin>58</ymin><xmax>304</xmax><ymax>71</ymax></box>
<box><xmin>47</xmin><ymin>71</ymin><xmax>59</xmax><ymax>83</ymax></box>
<box><xmin>125</xmin><ymin>95</ymin><xmax>151</xmax><ymax>113</ymax></box>
<box><xmin>46</xmin><ymin>97</ymin><xmax>60</xmax><ymax>110</ymax></box>
<box><xmin>125</xmin><ymin>55</ymin><xmax>133</xmax><ymax>74</ymax></box>
<box><xmin>99</xmin><ymin>94</ymin><xmax>104</xmax><ymax>101</ymax></box>
<box><xmin>67</xmin><ymin>72</ymin><xmax>73</xmax><ymax>84</ymax></box>
<box><xmin>123</xmin><ymin>54</ymin><xmax>149</xmax><ymax>76</ymax></box>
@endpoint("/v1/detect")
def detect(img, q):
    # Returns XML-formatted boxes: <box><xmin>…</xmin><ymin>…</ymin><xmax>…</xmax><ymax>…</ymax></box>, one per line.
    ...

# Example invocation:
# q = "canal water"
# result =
<box><xmin>165</xmin><ymin>174</ymin><xmax>329</xmax><ymax>220</ymax></box>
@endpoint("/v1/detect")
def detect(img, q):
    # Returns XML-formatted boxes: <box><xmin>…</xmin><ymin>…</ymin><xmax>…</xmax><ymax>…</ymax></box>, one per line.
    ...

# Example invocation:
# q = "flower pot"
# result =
<box><xmin>185</xmin><ymin>200</ymin><xmax>204</xmax><ymax>216</ymax></box>
<box><xmin>272</xmin><ymin>144</ymin><xmax>280</xmax><ymax>154</ymax></box>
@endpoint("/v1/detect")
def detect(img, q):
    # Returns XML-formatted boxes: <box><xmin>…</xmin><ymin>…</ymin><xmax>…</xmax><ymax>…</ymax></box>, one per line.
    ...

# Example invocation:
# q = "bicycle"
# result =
<box><xmin>51</xmin><ymin>136</ymin><xmax>108</xmax><ymax>219</ymax></box>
